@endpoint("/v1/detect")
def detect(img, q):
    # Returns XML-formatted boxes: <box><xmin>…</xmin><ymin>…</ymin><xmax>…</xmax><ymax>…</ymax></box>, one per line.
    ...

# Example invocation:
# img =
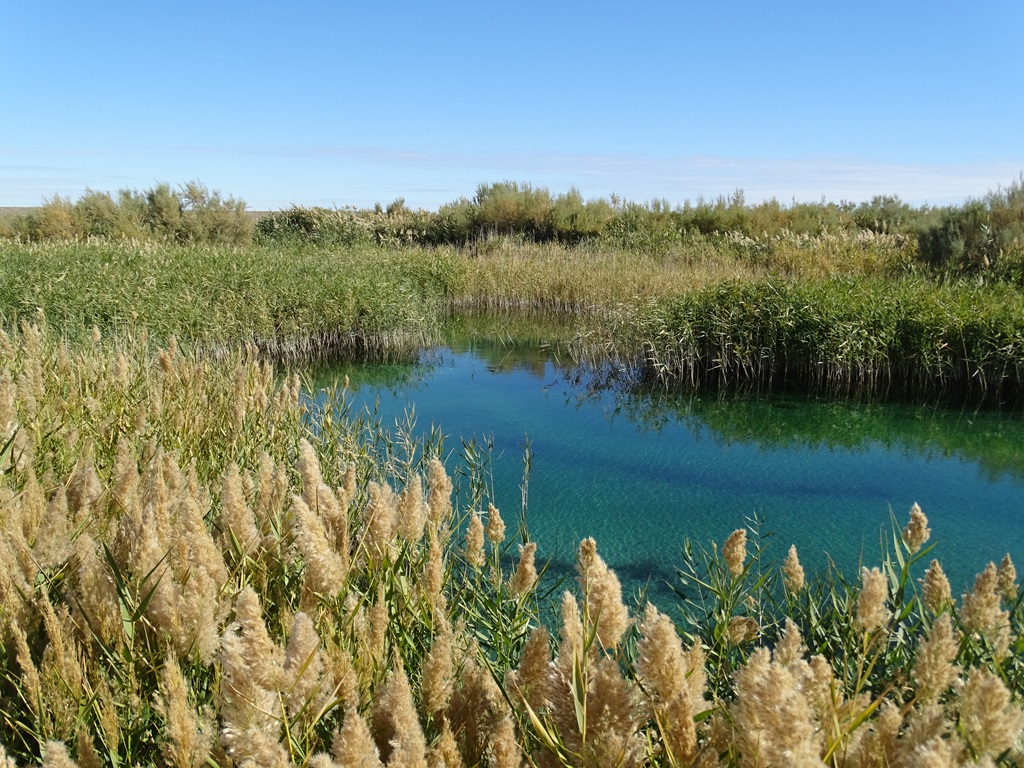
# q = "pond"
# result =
<box><xmin>309</xmin><ymin>317</ymin><xmax>1024</xmax><ymax>608</ymax></box>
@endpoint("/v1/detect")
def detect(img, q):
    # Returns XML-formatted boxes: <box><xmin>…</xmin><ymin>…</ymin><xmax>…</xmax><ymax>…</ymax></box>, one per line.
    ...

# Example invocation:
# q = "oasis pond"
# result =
<box><xmin>309</xmin><ymin>317</ymin><xmax>1024</xmax><ymax>608</ymax></box>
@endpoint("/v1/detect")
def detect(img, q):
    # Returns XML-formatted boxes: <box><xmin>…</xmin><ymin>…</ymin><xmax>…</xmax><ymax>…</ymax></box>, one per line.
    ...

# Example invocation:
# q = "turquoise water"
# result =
<box><xmin>311</xmin><ymin>334</ymin><xmax>1024</xmax><ymax>606</ymax></box>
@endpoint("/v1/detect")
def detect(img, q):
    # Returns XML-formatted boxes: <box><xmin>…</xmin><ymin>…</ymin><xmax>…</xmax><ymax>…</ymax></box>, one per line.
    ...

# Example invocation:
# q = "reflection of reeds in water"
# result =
<box><xmin>1</xmin><ymin>324</ymin><xmax>1023</xmax><ymax>767</ymax></box>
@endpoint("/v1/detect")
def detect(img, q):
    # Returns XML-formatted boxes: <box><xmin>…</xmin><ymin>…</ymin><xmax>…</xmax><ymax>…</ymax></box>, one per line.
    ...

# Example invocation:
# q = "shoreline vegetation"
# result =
<box><xmin>4</xmin><ymin>177</ymin><xmax>1024</xmax><ymax>406</ymax></box>
<box><xmin>2</xmin><ymin>179</ymin><xmax>1024</xmax><ymax>765</ymax></box>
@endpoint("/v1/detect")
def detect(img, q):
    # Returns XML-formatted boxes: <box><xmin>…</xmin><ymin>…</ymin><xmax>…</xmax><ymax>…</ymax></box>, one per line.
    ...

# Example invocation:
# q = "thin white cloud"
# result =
<box><xmin>1</xmin><ymin>145</ymin><xmax>1021</xmax><ymax>209</ymax></box>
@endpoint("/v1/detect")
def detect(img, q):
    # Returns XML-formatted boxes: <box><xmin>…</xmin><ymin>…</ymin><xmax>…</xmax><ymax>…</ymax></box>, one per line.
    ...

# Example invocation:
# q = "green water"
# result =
<box><xmin>310</xmin><ymin>323</ymin><xmax>1024</xmax><ymax>607</ymax></box>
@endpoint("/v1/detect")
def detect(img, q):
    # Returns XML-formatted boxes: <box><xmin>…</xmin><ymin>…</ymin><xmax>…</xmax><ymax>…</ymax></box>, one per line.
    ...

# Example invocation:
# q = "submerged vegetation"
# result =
<box><xmin>1</xmin><ymin>326</ymin><xmax>1022</xmax><ymax>767</ymax></box>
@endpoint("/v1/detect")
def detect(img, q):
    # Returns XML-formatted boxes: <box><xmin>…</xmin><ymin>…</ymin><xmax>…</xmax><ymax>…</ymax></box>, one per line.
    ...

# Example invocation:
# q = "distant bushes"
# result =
<box><xmin>252</xmin><ymin>182</ymin><xmax>944</xmax><ymax>258</ymax></box>
<box><xmin>3</xmin><ymin>182</ymin><xmax>253</xmax><ymax>246</ymax></box>
<box><xmin>918</xmin><ymin>176</ymin><xmax>1024</xmax><ymax>283</ymax></box>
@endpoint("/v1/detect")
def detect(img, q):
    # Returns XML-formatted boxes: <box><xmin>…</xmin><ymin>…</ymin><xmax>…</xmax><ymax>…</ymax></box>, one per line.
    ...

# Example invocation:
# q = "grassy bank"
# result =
<box><xmin>1</xmin><ymin>326</ymin><xmax>1022</xmax><ymax>766</ymax></box>
<box><xmin>0</xmin><ymin>240</ymin><xmax>461</xmax><ymax>362</ymax></box>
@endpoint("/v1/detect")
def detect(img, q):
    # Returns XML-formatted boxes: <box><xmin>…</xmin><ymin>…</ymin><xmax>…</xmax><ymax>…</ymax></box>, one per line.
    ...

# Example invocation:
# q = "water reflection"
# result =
<box><xmin>309</xmin><ymin>318</ymin><xmax>1024</xmax><ymax>605</ymax></box>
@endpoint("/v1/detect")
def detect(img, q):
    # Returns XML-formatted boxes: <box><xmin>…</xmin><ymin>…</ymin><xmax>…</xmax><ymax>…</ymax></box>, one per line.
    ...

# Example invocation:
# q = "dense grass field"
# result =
<box><xmin>2</xmin><ymin>181</ymin><xmax>1024</xmax><ymax>765</ymax></box>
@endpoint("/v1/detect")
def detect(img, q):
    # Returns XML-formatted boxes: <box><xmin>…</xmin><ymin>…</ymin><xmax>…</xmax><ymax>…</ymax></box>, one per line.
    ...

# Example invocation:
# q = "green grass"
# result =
<box><xmin>0</xmin><ymin>240</ymin><xmax>462</xmax><ymax>361</ymax></box>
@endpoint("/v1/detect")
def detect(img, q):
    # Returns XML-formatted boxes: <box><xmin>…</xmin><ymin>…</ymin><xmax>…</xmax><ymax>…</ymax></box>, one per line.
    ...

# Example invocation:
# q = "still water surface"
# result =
<box><xmin>311</xmin><ymin>329</ymin><xmax>1024</xmax><ymax>606</ymax></box>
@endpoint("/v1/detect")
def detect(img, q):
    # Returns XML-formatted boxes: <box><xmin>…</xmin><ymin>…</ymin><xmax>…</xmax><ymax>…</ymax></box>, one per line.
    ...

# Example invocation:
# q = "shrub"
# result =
<box><xmin>918</xmin><ymin>177</ymin><xmax>1024</xmax><ymax>283</ymax></box>
<box><xmin>475</xmin><ymin>181</ymin><xmax>554</xmax><ymax>240</ymax></box>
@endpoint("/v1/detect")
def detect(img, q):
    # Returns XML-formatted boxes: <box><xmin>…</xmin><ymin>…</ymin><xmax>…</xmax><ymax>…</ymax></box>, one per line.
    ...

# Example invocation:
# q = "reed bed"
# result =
<box><xmin>584</xmin><ymin>277</ymin><xmax>1024</xmax><ymax>407</ymax></box>
<box><xmin>1</xmin><ymin>324</ymin><xmax>1023</xmax><ymax>766</ymax></box>
<box><xmin>449</xmin><ymin>230</ymin><xmax>910</xmax><ymax>315</ymax></box>
<box><xmin>0</xmin><ymin>240</ymin><xmax>462</xmax><ymax>362</ymax></box>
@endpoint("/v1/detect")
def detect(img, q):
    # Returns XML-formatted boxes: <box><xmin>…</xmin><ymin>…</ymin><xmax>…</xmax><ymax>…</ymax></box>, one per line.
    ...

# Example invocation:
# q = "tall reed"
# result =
<box><xmin>585</xmin><ymin>276</ymin><xmax>1024</xmax><ymax>406</ymax></box>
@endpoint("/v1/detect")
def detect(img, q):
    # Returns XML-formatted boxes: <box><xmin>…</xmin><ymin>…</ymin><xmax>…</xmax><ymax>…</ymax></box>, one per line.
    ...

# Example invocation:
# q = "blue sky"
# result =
<box><xmin>4</xmin><ymin>0</ymin><xmax>1023</xmax><ymax>211</ymax></box>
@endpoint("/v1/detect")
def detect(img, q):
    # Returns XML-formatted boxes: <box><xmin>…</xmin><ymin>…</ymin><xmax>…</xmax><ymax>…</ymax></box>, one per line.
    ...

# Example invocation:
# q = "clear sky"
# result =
<box><xmin>4</xmin><ymin>0</ymin><xmax>1023</xmax><ymax>211</ymax></box>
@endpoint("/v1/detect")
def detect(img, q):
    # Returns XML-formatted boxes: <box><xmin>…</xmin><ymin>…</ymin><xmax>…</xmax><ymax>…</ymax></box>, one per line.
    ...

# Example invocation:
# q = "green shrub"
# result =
<box><xmin>918</xmin><ymin>177</ymin><xmax>1024</xmax><ymax>282</ymax></box>
<box><xmin>551</xmin><ymin>187</ymin><xmax>614</xmax><ymax>243</ymax></box>
<box><xmin>475</xmin><ymin>181</ymin><xmax>554</xmax><ymax>240</ymax></box>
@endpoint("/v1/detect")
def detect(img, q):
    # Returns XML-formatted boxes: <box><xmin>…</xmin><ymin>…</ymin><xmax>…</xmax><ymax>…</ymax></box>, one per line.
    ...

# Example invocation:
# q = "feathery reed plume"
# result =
<box><xmin>65</xmin><ymin>455</ymin><xmax>103</xmax><ymax>525</ymax></box>
<box><xmin>727</xmin><ymin>616</ymin><xmax>760</xmax><ymax>646</ymax></box>
<box><xmin>358</xmin><ymin>584</ymin><xmax>389</xmax><ymax>678</ymax></box>
<box><xmin>169</xmin><ymin>492</ymin><xmax>229</xmax><ymax>661</ymax></box>
<box><xmin>93</xmin><ymin>680</ymin><xmax>120</xmax><ymax>760</ymax></box>
<box><xmin>298</xmin><ymin>438</ymin><xmax>348</xmax><ymax>553</ymax></box>
<box><xmin>18</xmin><ymin>467</ymin><xmax>45</xmax><ymax>543</ymax></box>
<box><xmin>782</xmin><ymin>544</ymin><xmax>805</xmax><ymax>594</ymax></box>
<box><xmin>920</xmin><ymin>559</ymin><xmax>952</xmax><ymax>614</ymax></box>
<box><xmin>11</xmin><ymin>620</ymin><xmax>44</xmax><ymax>725</ymax></box>
<box><xmin>577</xmin><ymin>537</ymin><xmax>630</xmax><ymax>650</ymax></box>
<box><xmin>398</xmin><ymin>475</ymin><xmax>428</xmax><ymax>544</ymax></box>
<box><xmin>110</xmin><ymin>437</ymin><xmax>141</xmax><ymax>519</ymax></box>
<box><xmin>489</xmin><ymin>714</ymin><xmax>524</xmax><ymax>768</ymax></box>
<box><xmin>730</xmin><ymin>647</ymin><xmax>820</xmax><ymax>768</ymax></box>
<box><xmin>38</xmin><ymin>589</ymin><xmax>86</xmax><ymax>733</ymax></box>
<box><xmin>960</xmin><ymin>562</ymin><xmax>1010</xmax><ymax>658</ymax></box>
<box><xmin>449</xmin><ymin>645</ymin><xmax>509</xmax><ymax>766</ymax></box>
<box><xmin>486</xmin><ymin>502</ymin><xmax>506</xmax><ymax>548</ymax></box>
<box><xmin>155</xmin><ymin>654</ymin><xmax>213</xmax><ymax>768</ymax></box>
<box><xmin>218</xmin><ymin>607</ymin><xmax>279</xmax><ymax>757</ymax></box>
<box><xmin>901</xmin><ymin>502</ymin><xmax>930</xmax><ymax>554</ymax></box>
<box><xmin>338</xmin><ymin>463</ymin><xmax>357</xmax><ymax>516</ymax></box>
<box><xmin>636</xmin><ymin>604</ymin><xmax>706</xmax><ymax>709</ymax></box>
<box><xmin>322</xmin><ymin>637</ymin><xmax>358</xmax><ymax>711</ymax></box>
<box><xmin>33</xmin><ymin>484</ymin><xmax>72</xmax><ymax>570</ymax></box>
<box><xmin>292</xmin><ymin>495</ymin><xmax>348</xmax><ymax>600</ymax></box>
<box><xmin>422</xmin><ymin>614</ymin><xmax>454</xmax><ymax>720</ymax></box>
<box><xmin>254</xmin><ymin>452</ymin><xmax>289</xmax><ymax>540</ymax></box>
<box><xmin>723</xmin><ymin>528</ymin><xmax>747</xmax><ymax>578</ymax></box>
<box><xmin>856</xmin><ymin>567</ymin><xmax>889</xmax><ymax>632</ymax></box>
<box><xmin>636</xmin><ymin>604</ymin><xmax>702</xmax><ymax>764</ymax></box>
<box><xmin>997</xmin><ymin>553</ymin><xmax>1017</xmax><ymax>601</ymax></box>
<box><xmin>774</xmin><ymin>618</ymin><xmax>806</xmax><ymax>667</ymax></box>
<box><xmin>361</xmin><ymin>481</ymin><xmax>398</xmax><ymax>565</ymax></box>
<box><xmin>422</xmin><ymin>528</ymin><xmax>446</xmax><ymax>614</ymax></box>
<box><xmin>219</xmin><ymin>463</ymin><xmax>260</xmax><ymax>557</ymax></box>
<box><xmin>40</xmin><ymin>742</ymin><xmax>78</xmax><ymax>768</ymax></box>
<box><xmin>584</xmin><ymin>657</ymin><xmax>643</xmax><ymax>767</ymax></box>
<box><xmin>427</xmin><ymin>457</ymin><xmax>453</xmax><ymax>531</ymax></box>
<box><xmin>307</xmin><ymin>754</ymin><xmax>337</xmax><ymax>768</ymax></box>
<box><xmin>912</xmin><ymin>614</ymin><xmax>959</xmax><ymax>705</ymax></box>
<box><xmin>509</xmin><ymin>625</ymin><xmax>552</xmax><ymax>712</ymax></box>
<box><xmin>428</xmin><ymin>719</ymin><xmax>464</xmax><ymax>768</ymax></box>
<box><xmin>232</xmin><ymin>586</ymin><xmax>285</xmax><ymax>690</ymax></box>
<box><xmin>372</xmin><ymin>664</ymin><xmax>428</xmax><ymax>768</ymax></box>
<box><xmin>464</xmin><ymin>511</ymin><xmax>485</xmax><ymax>569</ymax></box>
<box><xmin>557</xmin><ymin>590</ymin><xmax>585</xmax><ymax>670</ymax></box>
<box><xmin>959</xmin><ymin>668</ymin><xmax>1024</xmax><ymax>760</ymax></box>
<box><xmin>0</xmin><ymin>743</ymin><xmax>17</xmax><ymax>768</ymax></box>
<box><xmin>71</xmin><ymin>734</ymin><xmax>98</xmax><ymax>768</ymax></box>
<box><xmin>331</xmin><ymin>706</ymin><xmax>383</xmax><ymax>768</ymax></box>
<box><xmin>900</xmin><ymin>705</ymin><xmax>954</xmax><ymax>767</ymax></box>
<box><xmin>283</xmin><ymin>612</ymin><xmax>326</xmax><ymax>721</ymax></box>
<box><xmin>509</xmin><ymin>542</ymin><xmax>538</xmax><ymax>596</ymax></box>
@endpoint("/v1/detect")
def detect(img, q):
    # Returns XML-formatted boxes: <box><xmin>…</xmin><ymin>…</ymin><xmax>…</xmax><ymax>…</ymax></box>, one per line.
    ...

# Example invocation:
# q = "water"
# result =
<box><xmin>310</xmin><ymin>328</ymin><xmax>1024</xmax><ymax>606</ymax></box>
